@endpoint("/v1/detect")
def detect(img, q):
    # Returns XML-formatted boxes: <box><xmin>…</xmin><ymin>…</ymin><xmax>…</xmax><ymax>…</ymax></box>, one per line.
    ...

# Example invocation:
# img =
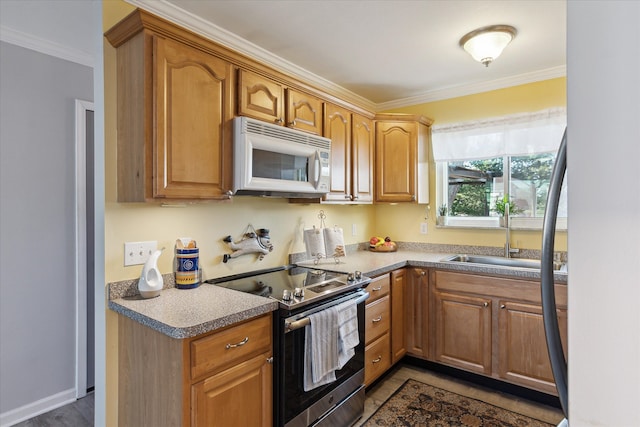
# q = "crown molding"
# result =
<box><xmin>376</xmin><ymin>66</ymin><xmax>567</xmax><ymax>111</ymax></box>
<box><xmin>0</xmin><ymin>25</ymin><xmax>94</xmax><ymax>68</ymax></box>
<box><xmin>127</xmin><ymin>0</ymin><xmax>377</xmax><ymax>111</ymax></box>
<box><xmin>126</xmin><ymin>1</ymin><xmax>565</xmax><ymax>113</ymax></box>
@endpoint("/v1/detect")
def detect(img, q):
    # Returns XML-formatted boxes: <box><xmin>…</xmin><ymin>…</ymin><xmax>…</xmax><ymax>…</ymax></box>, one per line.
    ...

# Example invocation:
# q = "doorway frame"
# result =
<box><xmin>75</xmin><ymin>99</ymin><xmax>94</xmax><ymax>399</ymax></box>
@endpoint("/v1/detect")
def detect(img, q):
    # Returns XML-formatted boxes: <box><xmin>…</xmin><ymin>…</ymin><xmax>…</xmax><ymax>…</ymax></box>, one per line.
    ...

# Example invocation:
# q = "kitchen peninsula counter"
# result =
<box><xmin>108</xmin><ymin>281</ymin><xmax>278</xmax><ymax>339</ymax></box>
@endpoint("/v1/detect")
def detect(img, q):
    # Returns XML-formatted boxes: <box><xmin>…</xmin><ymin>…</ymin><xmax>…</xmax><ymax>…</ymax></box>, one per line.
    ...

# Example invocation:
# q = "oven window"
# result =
<box><xmin>252</xmin><ymin>149</ymin><xmax>308</xmax><ymax>182</ymax></box>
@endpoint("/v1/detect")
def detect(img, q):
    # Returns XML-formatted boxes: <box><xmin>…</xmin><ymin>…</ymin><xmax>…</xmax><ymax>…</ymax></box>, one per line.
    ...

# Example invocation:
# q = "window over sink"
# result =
<box><xmin>432</xmin><ymin>108</ymin><xmax>567</xmax><ymax>229</ymax></box>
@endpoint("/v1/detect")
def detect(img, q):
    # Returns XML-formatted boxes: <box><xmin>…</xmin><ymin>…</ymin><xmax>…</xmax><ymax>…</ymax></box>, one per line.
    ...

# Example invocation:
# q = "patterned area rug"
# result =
<box><xmin>362</xmin><ymin>379</ymin><xmax>555</xmax><ymax>427</ymax></box>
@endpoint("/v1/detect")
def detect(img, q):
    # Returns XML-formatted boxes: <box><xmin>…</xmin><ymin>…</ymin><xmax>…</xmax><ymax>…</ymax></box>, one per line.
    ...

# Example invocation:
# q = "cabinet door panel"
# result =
<box><xmin>238</xmin><ymin>69</ymin><xmax>283</xmax><ymax>124</ymax></box>
<box><xmin>391</xmin><ymin>269</ymin><xmax>406</xmax><ymax>363</ymax></box>
<box><xmin>498</xmin><ymin>301</ymin><xmax>568</xmax><ymax>394</ymax></box>
<box><xmin>407</xmin><ymin>268</ymin><xmax>428</xmax><ymax>357</ymax></box>
<box><xmin>434</xmin><ymin>291</ymin><xmax>492</xmax><ymax>375</ymax></box>
<box><xmin>154</xmin><ymin>36</ymin><xmax>232</xmax><ymax>199</ymax></box>
<box><xmin>192</xmin><ymin>352</ymin><xmax>272</xmax><ymax>427</ymax></box>
<box><xmin>375</xmin><ymin>121</ymin><xmax>416</xmax><ymax>202</ymax></box>
<box><xmin>323</xmin><ymin>103</ymin><xmax>352</xmax><ymax>202</ymax></box>
<box><xmin>352</xmin><ymin>114</ymin><xmax>374</xmax><ymax>203</ymax></box>
<box><xmin>286</xmin><ymin>89</ymin><xmax>322</xmax><ymax>134</ymax></box>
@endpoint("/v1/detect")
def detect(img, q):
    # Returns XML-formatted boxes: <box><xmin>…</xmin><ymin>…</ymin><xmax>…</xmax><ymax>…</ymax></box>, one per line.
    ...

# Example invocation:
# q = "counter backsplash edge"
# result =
<box><xmin>107</xmin><ymin>242</ymin><xmax>567</xmax><ymax>300</ymax></box>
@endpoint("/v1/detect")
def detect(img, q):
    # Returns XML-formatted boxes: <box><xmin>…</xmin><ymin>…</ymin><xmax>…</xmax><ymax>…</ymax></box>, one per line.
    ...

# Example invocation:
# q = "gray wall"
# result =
<box><xmin>0</xmin><ymin>41</ymin><xmax>93</xmax><ymax>414</ymax></box>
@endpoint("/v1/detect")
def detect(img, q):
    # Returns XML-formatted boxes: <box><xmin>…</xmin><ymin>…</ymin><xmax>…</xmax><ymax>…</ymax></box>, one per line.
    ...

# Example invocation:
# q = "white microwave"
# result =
<box><xmin>233</xmin><ymin>116</ymin><xmax>331</xmax><ymax>198</ymax></box>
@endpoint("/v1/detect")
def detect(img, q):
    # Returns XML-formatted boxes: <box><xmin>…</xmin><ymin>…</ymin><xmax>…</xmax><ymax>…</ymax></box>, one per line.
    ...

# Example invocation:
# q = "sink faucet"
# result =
<box><xmin>504</xmin><ymin>202</ymin><xmax>520</xmax><ymax>258</ymax></box>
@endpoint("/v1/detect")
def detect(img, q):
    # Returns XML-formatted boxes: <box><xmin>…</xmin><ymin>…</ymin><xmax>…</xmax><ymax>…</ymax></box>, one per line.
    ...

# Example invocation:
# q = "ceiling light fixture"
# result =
<box><xmin>459</xmin><ymin>25</ymin><xmax>517</xmax><ymax>67</ymax></box>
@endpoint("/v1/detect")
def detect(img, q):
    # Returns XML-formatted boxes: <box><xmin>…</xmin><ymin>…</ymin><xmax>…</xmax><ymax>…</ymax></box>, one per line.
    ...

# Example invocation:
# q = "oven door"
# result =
<box><xmin>278</xmin><ymin>290</ymin><xmax>368</xmax><ymax>427</ymax></box>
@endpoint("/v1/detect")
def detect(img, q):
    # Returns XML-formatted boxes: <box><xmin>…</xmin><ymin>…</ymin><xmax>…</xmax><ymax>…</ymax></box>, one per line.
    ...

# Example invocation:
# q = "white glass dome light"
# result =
<box><xmin>460</xmin><ymin>25</ymin><xmax>517</xmax><ymax>67</ymax></box>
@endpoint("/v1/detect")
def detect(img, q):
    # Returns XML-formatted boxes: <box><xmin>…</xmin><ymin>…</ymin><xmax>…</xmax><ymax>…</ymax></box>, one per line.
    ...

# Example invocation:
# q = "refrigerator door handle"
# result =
<box><xmin>541</xmin><ymin>127</ymin><xmax>569</xmax><ymax>419</ymax></box>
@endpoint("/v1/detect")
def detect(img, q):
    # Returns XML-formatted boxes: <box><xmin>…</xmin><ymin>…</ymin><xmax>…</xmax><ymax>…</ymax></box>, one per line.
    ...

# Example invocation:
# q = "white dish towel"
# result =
<box><xmin>303</xmin><ymin>306</ymin><xmax>339</xmax><ymax>391</ymax></box>
<box><xmin>336</xmin><ymin>299</ymin><xmax>359</xmax><ymax>369</ymax></box>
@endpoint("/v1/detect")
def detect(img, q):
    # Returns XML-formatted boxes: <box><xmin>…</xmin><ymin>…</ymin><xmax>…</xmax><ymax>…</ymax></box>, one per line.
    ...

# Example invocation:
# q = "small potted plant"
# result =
<box><xmin>493</xmin><ymin>195</ymin><xmax>521</xmax><ymax>227</ymax></box>
<box><xmin>437</xmin><ymin>204</ymin><xmax>447</xmax><ymax>226</ymax></box>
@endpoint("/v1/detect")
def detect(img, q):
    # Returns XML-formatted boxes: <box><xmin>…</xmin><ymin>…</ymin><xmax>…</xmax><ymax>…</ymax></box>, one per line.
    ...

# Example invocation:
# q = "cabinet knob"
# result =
<box><xmin>352</xmin><ymin>195</ymin><xmax>358</xmax><ymax>200</ymax></box>
<box><xmin>421</xmin><ymin>271</ymin><xmax>426</xmax><ymax>276</ymax></box>
<box><xmin>345</xmin><ymin>194</ymin><xmax>351</xmax><ymax>200</ymax></box>
<box><xmin>500</xmin><ymin>304</ymin><xmax>506</xmax><ymax>309</ymax></box>
<box><xmin>266</xmin><ymin>357</ymin><xmax>274</xmax><ymax>364</ymax></box>
<box><xmin>274</xmin><ymin>118</ymin><xmax>284</xmax><ymax>124</ymax></box>
<box><xmin>288</xmin><ymin>120</ymin><xmax>296</xmax><ymax>126</ymax></box>
<box><xmin>226</xmin><ymin>190</ymin><xmax>233</xmax><ymax>196</ymax></box>
<box><xmin>411</xmin><ymin>195</ymin><xmax>416</xmax><ymax>201</ymax></box>
<box><xmin>483</xmin><ymin>302</ymin><xmax>489</xmax><ymax>307</ymax></box>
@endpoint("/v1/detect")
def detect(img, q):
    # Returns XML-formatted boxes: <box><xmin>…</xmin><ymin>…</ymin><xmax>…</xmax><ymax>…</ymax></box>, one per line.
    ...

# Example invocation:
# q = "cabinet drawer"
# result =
<box><xmin>364</xmin><ymin>333</ymin><xmax>390</xmax><ymax>386</ymax></box>
<box><xmin>367</xmin><ymin>274</ymin><xmax>390</xmax><ymax>304</ymax></box>
<box><xmin>191</xmin><ymin>314</ymin><xmax>272</xmax><ymax>380</ymax></box>
<box><xmin>365</xmin><ymin>295</ymin><xmax>390</xmax><ymax>344</ymax></box>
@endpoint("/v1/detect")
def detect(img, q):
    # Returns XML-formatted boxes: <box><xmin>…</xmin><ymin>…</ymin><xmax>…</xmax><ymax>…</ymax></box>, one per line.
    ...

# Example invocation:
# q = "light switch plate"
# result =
<box><xmin>124</xmin><ymin>241</ymin><xmax>158</xmax><ymax>266</ymax></box>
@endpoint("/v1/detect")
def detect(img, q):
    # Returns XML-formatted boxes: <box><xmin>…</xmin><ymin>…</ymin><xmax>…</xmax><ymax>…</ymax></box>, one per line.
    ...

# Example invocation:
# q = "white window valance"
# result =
<box><xmin>432</xmin><ymin>107</ymin><xmax>566</xmax><ymax>162</ymax></box>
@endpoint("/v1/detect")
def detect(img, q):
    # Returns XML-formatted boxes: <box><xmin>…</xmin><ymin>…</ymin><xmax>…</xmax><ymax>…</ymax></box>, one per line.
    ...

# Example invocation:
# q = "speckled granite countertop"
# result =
<box><xmin>109</xmin><ymin>283</ymin><xmax>278</xmax><ymax>339</ymax></box>
<box><xmin>109</xmin><ymin>244</ymin><xmax>566</xmax><ymax>340</ymax></box>
<box><xmin>295</xmin><ymin>248</ymin><xmax>568</xmax><ymax>284</ymax></box>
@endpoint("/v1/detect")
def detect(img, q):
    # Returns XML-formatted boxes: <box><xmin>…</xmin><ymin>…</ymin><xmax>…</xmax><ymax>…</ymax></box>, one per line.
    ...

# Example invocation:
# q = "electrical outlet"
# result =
<box><xmin>124</xmin><ymin>241</ymin><xmax>158</xmax><ymax>266</ymax></box>
<box><xmin>420</xmin><ymin>223</ymin><xmax>428</xmax><ymax>234</ymax></box>
<box><xmin>352</xmin><ymin>223</ymin><xmax>357</xmax><ymax>236</ymax></box>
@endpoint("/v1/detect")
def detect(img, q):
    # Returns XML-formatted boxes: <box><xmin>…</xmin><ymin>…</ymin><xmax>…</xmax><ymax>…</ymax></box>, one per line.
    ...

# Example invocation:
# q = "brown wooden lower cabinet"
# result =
<box><xmin>433</xmin><ymin>291</ymin><xmax>493</xmax><ymax>375</ymax></box>
<box><xmin>363</xmin><ymin>273</ymin><xmax>391</xmax><ymax>386</ymax></box>
<box><xmin>498</xmin><ymin>300</ymin><xmax>568</xmax><ymax>394</ymax></box>
<box><xmin>118</xmin><ymin>313</ymin><xmax>273</xmax><ymax>427</ymax></box>
<box><xmin>364</xmin><ymin>333</ymin><xmax>391</xmax><ymax>386</ymax></box>
<box><xmin>430</xmin><ymin>270</ymin><xmax>568</xmax><ymax>395</ymax></box>
<box><xmin>390</xmin><ymin>269</ymin><xmax>407</xmax><ymax>363</ymax></box>
<box><xmin>405</xmin><ymin>268</ymin><xmax>429</xmax><ymax>358</ymax></box>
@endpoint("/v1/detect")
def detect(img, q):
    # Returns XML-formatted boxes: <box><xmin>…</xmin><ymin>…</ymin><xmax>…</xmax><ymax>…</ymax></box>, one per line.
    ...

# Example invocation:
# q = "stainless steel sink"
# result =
<box><xmin>441</xmin><ymin>254</ymin><xmax>566</xmax><ymax>271</ymax></box>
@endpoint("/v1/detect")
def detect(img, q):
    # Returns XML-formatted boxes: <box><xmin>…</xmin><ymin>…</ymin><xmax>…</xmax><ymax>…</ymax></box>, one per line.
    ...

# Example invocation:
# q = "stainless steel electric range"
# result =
<box><xmin>207</xmin><ymin>265</ymin><xmax>371</xmax><ymax>427</ymax></box>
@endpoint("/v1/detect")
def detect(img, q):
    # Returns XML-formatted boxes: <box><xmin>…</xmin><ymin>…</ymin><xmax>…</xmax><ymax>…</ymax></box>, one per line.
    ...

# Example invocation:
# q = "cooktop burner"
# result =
<box><xmin>205</xmin><ymin>265</ymin><xmax>370</xmax><ymax>310</ymax></box>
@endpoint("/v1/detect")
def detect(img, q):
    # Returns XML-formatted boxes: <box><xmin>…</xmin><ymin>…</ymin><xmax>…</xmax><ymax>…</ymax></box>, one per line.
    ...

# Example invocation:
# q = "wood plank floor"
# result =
<box><xmin>13</xmin><ymin>364</ymin><xmax>563</xmax><ymax>426</ymax></box>
<box><xmin>12</xmin><ymin>393</ymin><xmax>94</xmax><ymax>427</ymax></box>
<box><xmin>358</xmin><ymin>363</ymin><xmax>564</xmax><ymax>426</ymax></box>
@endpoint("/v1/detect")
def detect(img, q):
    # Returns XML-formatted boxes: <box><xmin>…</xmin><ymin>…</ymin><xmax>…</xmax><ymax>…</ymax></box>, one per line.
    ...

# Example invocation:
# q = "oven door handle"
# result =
<box><xmin>284</xmin><ymin>290</ymin><xmax>369</xmax><ymax>333</ymax></box>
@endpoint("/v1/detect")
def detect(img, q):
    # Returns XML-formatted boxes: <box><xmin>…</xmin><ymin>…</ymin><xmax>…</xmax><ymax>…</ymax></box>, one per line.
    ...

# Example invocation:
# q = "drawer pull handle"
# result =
<box><xmin>372</xmin><ymin>316</ymin><xmax>383</xmax><ymax>323</ymax></box>
<box><xmin>372</xmin><ymin>286</ymin><xmax>382</xmax><ymax>291</ymax></box>
<box><xmin>372</xmin><ymin>356</ymin><xmax>382</xmax><ymax>364</ymax></box>
<box><xmin>226</xmin><ymin>336</ymin><xmax>249</xmax><ymax>349</ymax></box>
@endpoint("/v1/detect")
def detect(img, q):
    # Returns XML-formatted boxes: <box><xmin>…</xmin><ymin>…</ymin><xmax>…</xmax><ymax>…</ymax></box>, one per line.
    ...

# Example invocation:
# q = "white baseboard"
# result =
<box><xmin>0</xmin><ymin>388</ymin><xmax>76</xmax><ymax>427</ymax></box>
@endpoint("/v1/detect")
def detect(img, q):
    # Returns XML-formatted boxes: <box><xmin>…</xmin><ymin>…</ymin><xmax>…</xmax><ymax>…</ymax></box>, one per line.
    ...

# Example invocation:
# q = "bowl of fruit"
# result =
<box><xmin>369</xmin><ymin>236</ymin><xmax>397</xmax><ymax>252</ymax></box>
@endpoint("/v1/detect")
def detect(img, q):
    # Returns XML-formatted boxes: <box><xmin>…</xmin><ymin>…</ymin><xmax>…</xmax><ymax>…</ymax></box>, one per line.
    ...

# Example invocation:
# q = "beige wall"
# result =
<box><xmin>103</xmin><ymin>2</ymin><xmax>566</xmax><ymax>423</ymax></box>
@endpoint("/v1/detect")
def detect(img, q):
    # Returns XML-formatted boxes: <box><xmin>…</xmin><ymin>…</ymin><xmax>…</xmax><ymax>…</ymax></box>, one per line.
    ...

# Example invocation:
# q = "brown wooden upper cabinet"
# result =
<box><xmin>374</xmin><ymin>114</ymin><xmax>432</xmax><ymax>203</ymax></box>
<box><xmin>105</xmin><ymin>11</ymin><xmax>234</xmax><ymax>201</ymax></box>
<box><xmin>322</xmin><ymin>105</ymin><xmax>374</xmax><ymax>203</ymax></box>
<box><xmin>238</xmin><ymin>69</ymin><xmax>323</xmax><ymax>135</ymax></box>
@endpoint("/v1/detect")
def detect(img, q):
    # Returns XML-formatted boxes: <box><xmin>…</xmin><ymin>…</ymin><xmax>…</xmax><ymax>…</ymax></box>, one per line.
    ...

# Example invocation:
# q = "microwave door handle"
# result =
<box><xmin>310</xmin><ymin>151</ymin><xmax>321</xmax><ymax>188</ymax></box>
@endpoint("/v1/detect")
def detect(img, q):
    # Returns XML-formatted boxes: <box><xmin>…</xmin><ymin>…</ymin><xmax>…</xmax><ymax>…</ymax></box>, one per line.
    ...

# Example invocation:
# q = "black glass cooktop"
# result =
<box><xmin>205</xmin><ymin>265</ymin><xmax>369</xmax><ymax>310</ymax></box>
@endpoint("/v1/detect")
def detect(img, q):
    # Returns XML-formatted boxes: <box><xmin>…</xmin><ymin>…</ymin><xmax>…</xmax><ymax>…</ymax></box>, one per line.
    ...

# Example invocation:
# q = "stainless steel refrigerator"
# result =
<box><xmin>541</xmin><ymin>129</ymin><xmax>568</xmax><ymax>427</ymax></box>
